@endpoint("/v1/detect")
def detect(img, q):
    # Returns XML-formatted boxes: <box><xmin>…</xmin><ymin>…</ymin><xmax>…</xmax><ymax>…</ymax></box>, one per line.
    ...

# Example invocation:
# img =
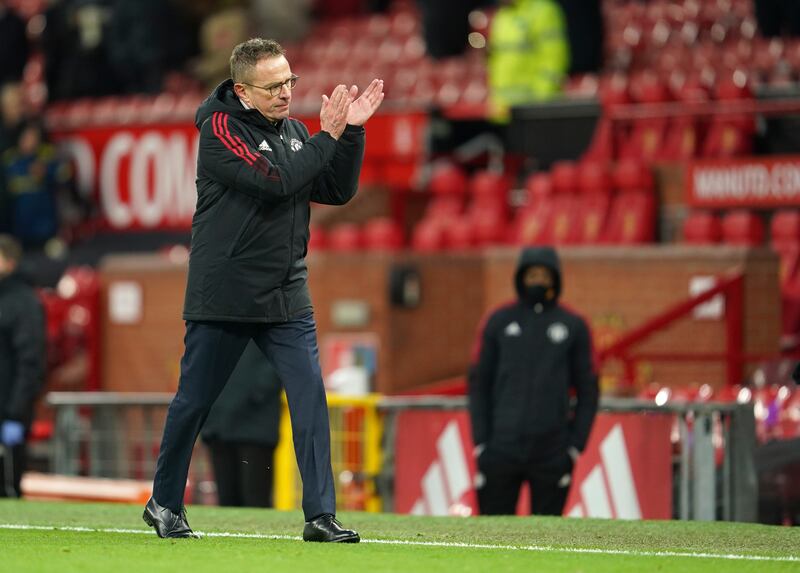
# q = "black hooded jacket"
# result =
<box><xmin>468</xmin><ymin>247</ymin><xmax>599</xmax><ymax>463</ymax></box>
<box><xmin>0</xmin><ymin>273</ymin><xmax>46</xmax><ymax>427</ymax></box>
<box><xmin>183</xmin><ymin>80</ymin><xmax>365</xmax><ymax>322</ymax></box>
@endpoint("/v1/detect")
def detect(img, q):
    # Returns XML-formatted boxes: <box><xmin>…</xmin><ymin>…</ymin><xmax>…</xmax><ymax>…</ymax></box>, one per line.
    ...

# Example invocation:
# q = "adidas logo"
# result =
<box><xmin>409</xmin><ymin>422</ymin><xmax>472</xmax><ymax>516</ymax></box>
<box><xmin>566</xmin><ymin>424</ymin><xmax>642</xmax><ymax>519</ymax></box>
<box><xmin>258</xmin><ymin>140</ymin><xmax>272</xmax><ymax>152</ymax></box>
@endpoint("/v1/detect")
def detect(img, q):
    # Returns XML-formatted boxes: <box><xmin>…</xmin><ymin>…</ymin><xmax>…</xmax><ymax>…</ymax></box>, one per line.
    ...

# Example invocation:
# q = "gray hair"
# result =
<box><xmin>230</xmin><ymin>38</ymin><xmax>286</xmax><ymax>83</ymax></box>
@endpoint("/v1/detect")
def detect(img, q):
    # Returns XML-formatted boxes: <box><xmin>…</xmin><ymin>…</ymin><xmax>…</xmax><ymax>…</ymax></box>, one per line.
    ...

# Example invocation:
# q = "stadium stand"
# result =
<box><xmin>3</xmin><ymin>0</ymin><xmax>799</xmax><ymax>522</ymax></box>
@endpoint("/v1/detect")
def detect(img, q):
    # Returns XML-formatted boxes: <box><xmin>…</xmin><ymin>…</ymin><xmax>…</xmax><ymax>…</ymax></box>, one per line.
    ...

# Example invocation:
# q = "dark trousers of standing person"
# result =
<box><xmin>152</xmin><ymin>314</ymin><xmax>334</xmax><ymax>521</ymax></box>
<box><xmin>0</xmin><ymin>443</ymin><xmax>25</xmax><ymax>498</ymax></box>
<box><xmin>477</xmin><ymin>449</ymin><xmax>572</xmax><ymax>516</ymax></box>
<box><xmin>206</xmin><ymin>442</ymin><xmax>275</xmax><ymax>508</ymax></box>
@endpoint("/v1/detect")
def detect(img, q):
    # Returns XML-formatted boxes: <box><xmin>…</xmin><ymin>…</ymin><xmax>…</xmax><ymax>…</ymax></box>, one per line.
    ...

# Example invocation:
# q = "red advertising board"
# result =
<box><xmin>52</xmin><ymin>125</ymin><xmax>200</xmax><ymax>231</ymax></box>
<box><xmin>51</xmin><ymin>112</ymin><xmax>428</xmax><ymax>231</ymax></box>
<box><xmin>686</xmin><ymin>155</ymin><xmax>800</xmax><ymax>208</ymax></box>
<box><xmin>394</xmin><ymin>411</ymin><xmax>479</xmax><ymax>516</ymax></box>
<box><xmin>394</xmin><ymin>410</ymin><xmax>673</xmax><ymax>519</ymax></box>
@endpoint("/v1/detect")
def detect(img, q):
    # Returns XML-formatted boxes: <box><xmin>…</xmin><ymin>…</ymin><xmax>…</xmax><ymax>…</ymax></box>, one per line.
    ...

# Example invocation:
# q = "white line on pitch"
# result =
<box><xmin>0</xmin><ymin>523</ymin><xmax>797</xmax><ymax>563</ymax></box>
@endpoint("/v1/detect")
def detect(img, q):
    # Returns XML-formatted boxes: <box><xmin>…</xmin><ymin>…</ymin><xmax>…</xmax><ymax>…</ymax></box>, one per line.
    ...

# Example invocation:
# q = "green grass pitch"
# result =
<box><xmin>1</xmin><ymin>500</ymin><xmax>798</xmax><ymax>572</ymax></box>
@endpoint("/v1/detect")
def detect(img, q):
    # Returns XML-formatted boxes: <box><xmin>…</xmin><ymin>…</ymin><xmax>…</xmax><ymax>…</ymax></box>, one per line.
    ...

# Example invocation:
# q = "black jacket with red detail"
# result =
<box><xmin>183</xmin><ymin>80</ymin><xmax>365</xmax><ymax>322</ymax></box>
<box><xmin>468</xmin><ymin>247</ymin><xmax>599</xmax><ymax>463</ymax></box>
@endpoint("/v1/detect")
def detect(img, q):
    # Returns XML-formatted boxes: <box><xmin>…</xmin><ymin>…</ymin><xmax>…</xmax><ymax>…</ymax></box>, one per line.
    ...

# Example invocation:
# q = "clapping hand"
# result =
<box><xmin>346</xmin><ymin>79</ymin><xmax>385</xmax><ymax>126</ymax></box>
<box><xmin>320</xmin><ymin>84</ymin><xmax>354</xmax><ymax>140</ymax></box>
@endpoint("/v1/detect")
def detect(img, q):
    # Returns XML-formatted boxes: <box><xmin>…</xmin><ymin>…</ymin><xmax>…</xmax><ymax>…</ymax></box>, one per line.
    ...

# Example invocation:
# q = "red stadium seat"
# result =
<box><xmin>628</xmin><ymin>72</ymin><xmax>671</xmax><ymax>104</ymax></box>
<box><xmin>721</xmin><ymin>210</ymin><xmax>765</xmax><ymax>246</ymax></box>
<box><xmin>618</xmin><ymin>74</ymin><xmax>671</xmax><ymax>162</ymax></box>
<box><xmin>453</xmin><ymin>171</ymin><xmax>511</xmax><ymax>247</ymax></box>
<box><xmin>427</xmin><ymin>196</ymin><xmax>465</xmax><ymax>218</ymax></box>
<box><xmin>769</xmin><ymin>210</ymin><xmax>800</xmax><ymax>335</ymax></box>
<box><xmin>602</xmin><ymin>190</ymin><xmax>656</xmax><ymax>244</ymax></box>
<box><xmin>771</xmin><ymin>209</ymin><xmax>800</xmax><ymax>248</ymax></box>
<box><xmin>619</xmin><ymin>118</ymin><xmax>669</xmax><ymax>162</ymax></box>
<box><xmin>511</xmin><ymin>197</ymin><xmax>554</xmax><ymax>246</ymax></box>
<box><xmin>771</xmin><ymin>210</ymin><xmax>800</xmax><ymax>286</ymax></box>
<box><xmin>550</xmin><ymin>161</ymin><xmax>579</xmax><ymax>195</ymax></box>
<box><xmin>701</xmin><ymin>117</ymin><xmax>754</xmax><ymax>158</ymax></box>
<box><xmin>546</xmin><ymin>195</ymin><xmax>581</xmax><ymax>245</ymax></box>
<box><xmin>576</xmin><ymin>193</ymin><xmax>611</xmax><ymax>244</ymax></box>
<box><xmin>469</xmin><ymin>170</ymin><xmax>510</xmax><ymax>199</ymax></box>
<box><xmin>658</xmin><ymin>117</ymin><xmax>699</xmax><ymax>161</ymax></box>
<box><xmin>702</xmin><ymin>73</ymin><xmax>755</xmax><ymax>158</ymax></box>
<box><xmin>614</xmin><ymin>160</ymin><xmax>654</xmax><ymax>193</ymax></box>
<box><xmin>411</xmin><ymin>220</ymin><xmax>446</xmax><ymax>252</ymax></box>
<box><xmin>581</xmin><ymin>118</ymin><xmax>616</xmax><ymax>163</ymax></box>
<box><xmin>470</xmin><ymin>211</ymin><xmax>507</xmax><ymax>246</ymax></box>
<box><xmin>443</xmin><ymin>217</ymin><xmax>476</xmax><ymax>249</ymax></box>
<box><xmin>577</xmin><ymin>161</ymin><xmax>613</xmax><ymax>195</ymax></box>
<box><xmin>429</xmin><ymin>162</ymin><xmax>468</xmax><ymax>196</ymax></box>
<box><xmin>683</xmin><ymin>211</ymin><xmax>722</xmax><ymax>244</ymax></box>
<box><xmin>511</xmin><ymin>174</ymin><xmax>554</xmax><ymax>244</ymax></box>
<box><xmin>363</xmin><ymin>217</ymin><xmax>404</xmax><ymax>251</ymax></box>
<box><xmin>524</xmin><ymin>172</ymin><xmax>553</xmax><ymax>204</ymax></box>
<box><xmin>328</xmin><ymin>223</ymin><xmax>363</xmax><ymax>252</ymax></box>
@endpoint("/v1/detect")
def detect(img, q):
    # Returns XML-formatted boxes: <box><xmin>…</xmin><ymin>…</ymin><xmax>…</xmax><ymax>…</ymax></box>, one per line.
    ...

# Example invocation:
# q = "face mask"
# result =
<box><xmin>523</xmin><ymin>284</ymin><xmax>550</xmax><ymax>305</ymax></box>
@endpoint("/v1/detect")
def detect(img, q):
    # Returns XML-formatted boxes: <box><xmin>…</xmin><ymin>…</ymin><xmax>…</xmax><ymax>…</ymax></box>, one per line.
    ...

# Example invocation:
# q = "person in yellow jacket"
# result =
<box><xmin>488</xmin><ymin>0</ymin><xmax>570</xmax><ymax>122</ymax></box>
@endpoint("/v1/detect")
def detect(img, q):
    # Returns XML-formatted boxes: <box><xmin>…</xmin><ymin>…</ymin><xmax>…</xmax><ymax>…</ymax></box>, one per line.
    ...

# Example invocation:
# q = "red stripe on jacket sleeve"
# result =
<box><xmin>222</xmin><ymin>113</ymin><xmax>260</xmax><ymax>163</ymax></box>
<box><xmin>213</xmin><ymin>113</ymin><xmax>281</xmax><ymax>182</ymax></box>
<box><xmin>224</xmin><ymin>115</ymin><xmax>281</xmax><ymax>181</ymax></box>
<box><xmin>212</xmin><ymin>112</ymin><xmax>253</xmax><ymax>165</ymax></box>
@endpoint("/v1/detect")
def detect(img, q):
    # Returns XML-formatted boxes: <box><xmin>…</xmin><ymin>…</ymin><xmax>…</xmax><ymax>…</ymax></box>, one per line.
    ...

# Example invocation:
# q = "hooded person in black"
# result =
<box><xmin>143</xmin><ymin>39</ymin><xmax>384</xmax><ymax>543</ymax></box>
<box><xmin>468</xmin><ymin>246</ymin><xmax>598</xmax><ymax>515</ymax></box>
<box><xmin>0</xmin><ymin>234</ymin><xmax>46</xmax><ymax>498</ymax></box>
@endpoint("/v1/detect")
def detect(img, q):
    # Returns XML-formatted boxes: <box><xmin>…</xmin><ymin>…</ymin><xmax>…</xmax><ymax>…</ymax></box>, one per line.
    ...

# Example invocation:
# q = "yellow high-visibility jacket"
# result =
<box><xmin>488</xmin><ymin>0</ymin><xmax>570</xmax><ymax>122</ymax></box>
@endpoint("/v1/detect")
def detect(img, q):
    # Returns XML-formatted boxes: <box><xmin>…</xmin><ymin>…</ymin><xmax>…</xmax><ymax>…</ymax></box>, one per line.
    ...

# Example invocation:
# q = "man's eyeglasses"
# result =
<box><xmin>241</xmin><ymin>75</ymin><xmax>299</xmax><ymax>97</ymax></box>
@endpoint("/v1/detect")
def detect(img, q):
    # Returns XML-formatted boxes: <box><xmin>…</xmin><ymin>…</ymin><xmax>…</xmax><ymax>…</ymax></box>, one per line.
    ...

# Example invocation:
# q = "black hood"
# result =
<box><xmin>514</xmin><ymin>246</ymin><xmax>562</xmax><ymax>301</ymax></box>
<box><xmin>195</xmin><ymin>79</ymin><xmax>280</xmax><ymax>131</ymax></box>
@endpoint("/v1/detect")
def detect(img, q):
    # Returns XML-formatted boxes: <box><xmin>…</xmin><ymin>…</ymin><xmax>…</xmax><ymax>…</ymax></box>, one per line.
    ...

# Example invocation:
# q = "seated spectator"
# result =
<box><xmin>2</xmin><ymin>122</ymin><xmax>73</xmax><ymax>248</ymax></box>
<box><xmin>488</xmin><ymin>0</ymin><xmax>570</xmax><ymax>122</ymax></box>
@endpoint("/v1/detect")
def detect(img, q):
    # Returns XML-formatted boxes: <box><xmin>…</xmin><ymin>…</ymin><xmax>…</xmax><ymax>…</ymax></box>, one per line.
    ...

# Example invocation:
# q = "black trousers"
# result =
<box><xmin>477</xmin><ymin>448</ymin><xmax>572</xmax><ymax>516</ymax></box>
<box><xmin>0</xmin><ymin>443</ymin><xmax>25</xmax><ymax>498</ymax></box>
<box><xmin>206</xmin><ymin>441</ymin><xmax>275</xmax><ymax>508</ymax></box>
<box><xmin>152</xmin><ymin>315</ymin><xmax>334</xmax><ymax>521</ymax></box>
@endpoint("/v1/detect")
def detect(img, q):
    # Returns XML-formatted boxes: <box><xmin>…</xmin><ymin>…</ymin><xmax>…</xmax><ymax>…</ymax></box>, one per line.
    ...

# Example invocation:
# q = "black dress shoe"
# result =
<box><xmin>142</xmin><ymin>497</ymin><xmax>200</xmax><ymax>539</ymax></box>
<box><xmin>303</xmin><ymin>514</ymin><xmax>360</xmax><ymax>543</ymax></box>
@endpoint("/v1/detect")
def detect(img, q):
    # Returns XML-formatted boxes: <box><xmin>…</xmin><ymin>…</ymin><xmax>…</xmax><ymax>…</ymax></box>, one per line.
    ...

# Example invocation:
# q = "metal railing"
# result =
<box><xmin>46</xmin><ymin>392</ymin><xmax>175</xmax><ymax>481</ymax></box>
<box><xmin>378</xmin><ymin>395</ymin><xmax>758</xmax><ymax>522</ymax></box>
<box><xmin>44</xmin><ymin>392</ymin><xmax>757</xmax><ymax>521</ymax></box>
<box><xmin>598</xmin><ymin>272</ymin><xmax>746</xmax><ymax>389</ymax></box>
